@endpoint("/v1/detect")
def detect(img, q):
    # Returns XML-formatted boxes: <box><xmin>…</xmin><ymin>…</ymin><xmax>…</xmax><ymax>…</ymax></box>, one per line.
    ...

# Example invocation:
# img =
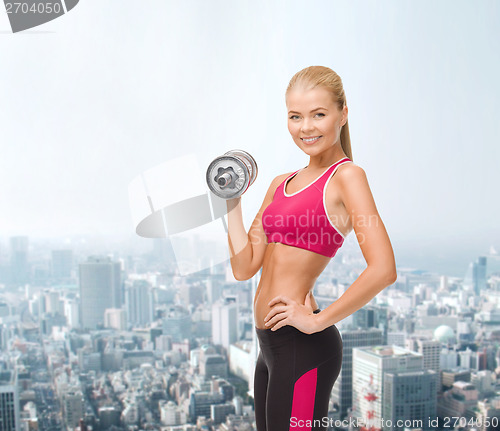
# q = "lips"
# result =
<box><xmin>301</xmin><ymin>136</ymin><xmax>322</xmax><ymax>144</ymax></box>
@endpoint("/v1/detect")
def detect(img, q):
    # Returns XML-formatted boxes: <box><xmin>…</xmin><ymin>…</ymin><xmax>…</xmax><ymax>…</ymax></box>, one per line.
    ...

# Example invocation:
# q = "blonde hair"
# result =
<box><xmin>286</xmin><ymin>66</ymin><xmax>353</xmax><ymax>162</ymax></box>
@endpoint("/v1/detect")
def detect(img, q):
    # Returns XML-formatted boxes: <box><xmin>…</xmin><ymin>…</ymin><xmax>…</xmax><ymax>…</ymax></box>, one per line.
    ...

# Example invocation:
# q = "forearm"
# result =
<box><xmin>316</xmin><ymin>265</ymin><xmax>395</xmax><ymax>331</ymax></box>
<box><xmin>226</xmin><ymin>198</ymin><xmax>252</xmax><ymax>279</ymax></box>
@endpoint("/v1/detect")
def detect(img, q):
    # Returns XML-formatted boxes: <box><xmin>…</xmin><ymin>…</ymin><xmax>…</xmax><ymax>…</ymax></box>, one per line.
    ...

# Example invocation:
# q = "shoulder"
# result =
<box><xmin>335</xmin><ymin>162</ymin><xmax>370</xmax><ymax>197</ymax></box>
<box><xmin>335</xmin><ymin>162</ymin><xmax>375</xmax><ymax>209</ymax></box>
<box><xmin>275</xmin><ymin>170</ymin><xmax>296</xmax><ymax>183</ymax></box>
<box><xmin>260</xmin><ymin>170</ymin><xmax>295</xmax><ymax>203</ymax></box>
<box><xmin>336</xmin><ymin>162</ymin><xmax>367</xmax><ymax>183</ymax></box>
<box><xmin>268</xmin><ymin>170</ymin><xmax>295</xmax><ymax>191</ymax></box>
<box><xmin>258</xmin><ymin>170</ymin><xmax>296</xmax><ymax>209</ymax></box>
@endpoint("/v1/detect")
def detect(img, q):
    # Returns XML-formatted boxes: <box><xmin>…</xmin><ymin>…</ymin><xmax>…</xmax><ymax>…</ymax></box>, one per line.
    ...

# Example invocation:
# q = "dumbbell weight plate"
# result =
<box><xmin>206</xmin><ymin>155</ymin><xmax>250</xmax><ymax>199</ymax></box>
<box><xmin>223</xmin><ymin>149</ymin><xmax>258</xmax><ymax>188</ymax></box>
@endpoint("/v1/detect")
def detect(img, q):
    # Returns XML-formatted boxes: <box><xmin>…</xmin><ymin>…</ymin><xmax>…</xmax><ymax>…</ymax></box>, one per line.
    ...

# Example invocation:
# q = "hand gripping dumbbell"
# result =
<box><xmin>206</xmin><ymin>150</ymin><xmax>258</xmax><ymax>199</ymax></box>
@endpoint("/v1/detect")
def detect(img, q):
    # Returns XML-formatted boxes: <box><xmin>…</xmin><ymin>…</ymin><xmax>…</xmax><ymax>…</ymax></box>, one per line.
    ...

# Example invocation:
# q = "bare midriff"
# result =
<box><xmin>253</xmin><ymin>242</ymin><xmax>331</xmax><ymax>329</ymax></box>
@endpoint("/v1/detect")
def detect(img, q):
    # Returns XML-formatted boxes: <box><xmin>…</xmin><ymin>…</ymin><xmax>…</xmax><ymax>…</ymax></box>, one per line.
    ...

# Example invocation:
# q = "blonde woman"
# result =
<box><xmin>226</xmin><ymin>66</ymin><xmax>396</xmax><ymax>430</ymax></box>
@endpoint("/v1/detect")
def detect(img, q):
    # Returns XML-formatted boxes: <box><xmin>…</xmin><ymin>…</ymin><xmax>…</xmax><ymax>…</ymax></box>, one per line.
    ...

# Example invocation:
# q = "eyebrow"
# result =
<box><xmin>288</xmin><ymin>107</ymin><xmax>328</xmax><ymax>114</ymax></box>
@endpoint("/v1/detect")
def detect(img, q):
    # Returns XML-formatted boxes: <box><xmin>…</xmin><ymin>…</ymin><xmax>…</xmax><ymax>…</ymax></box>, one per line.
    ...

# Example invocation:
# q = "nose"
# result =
<box><xmin>300</xmin><ymin>118</ymin><xmax>315</xmax><ymax>134</ymax></box>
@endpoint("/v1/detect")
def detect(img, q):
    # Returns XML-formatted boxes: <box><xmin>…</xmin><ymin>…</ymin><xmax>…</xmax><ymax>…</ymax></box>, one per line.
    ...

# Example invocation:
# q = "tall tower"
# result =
<box><xmin>51</xmin><ymin>249</ymin><xmax>73</xmax><ymax>281</ymax></box>
<box><xmin>79</xmin><ymin>256</ymin><xmax>122</xmax><ymax>329</ymax></box>
<box><xmin>212</xmin><ymin>297</ymin><xmax>238</xmax><ymax>351</ymax></box>
<box><xmin>463</xmin><ymin>256</ymin><xmax>488</xmax><ymax>296</ymax></box>
<box><xmin>162</xmin><ymin>305</ymin><xmax>191</xmax><ymax>342</ymax></box>
<box><xmin>352</xmin><ymin>345</ymin><xmax>428</xmax><ymax>431</ymax></box>
<box><xmin>10</xmin><ymin>236</ymin><xmax>29</xmax><ymax>287</ymax></box>
<box><xmin>475</xmin><ymin>256</ymin><xmax>487</xmax><ymax>295</ymax></box>
<box><xmin>0</xmin><ymin>370</ymin><xmax>20</xmax><ymax>431</ymax></box>
<box><xmin>125</xmin><ymin>279</ymin><xmax>154</xmax><ymax>327</ymax></box>
<box><xmin>335</xmin><ymin>328</ymin><xmax>383</xmax><ymax>420</ymax></box>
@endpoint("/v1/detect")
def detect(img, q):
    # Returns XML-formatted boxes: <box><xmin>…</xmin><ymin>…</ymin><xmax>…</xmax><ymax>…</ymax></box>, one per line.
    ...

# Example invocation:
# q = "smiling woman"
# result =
<box><xmin>225</xmin><ymin>65</ymin><xmax>396</xmax><ymax>431</ymax></box>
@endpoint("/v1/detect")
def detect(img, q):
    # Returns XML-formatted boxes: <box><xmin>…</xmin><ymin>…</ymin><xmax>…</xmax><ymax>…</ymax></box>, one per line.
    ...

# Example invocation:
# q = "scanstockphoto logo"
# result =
<box><xmin>4</xmin><ymin>0</ymin><xmax>79</xmax><ymax>33</ymax></box>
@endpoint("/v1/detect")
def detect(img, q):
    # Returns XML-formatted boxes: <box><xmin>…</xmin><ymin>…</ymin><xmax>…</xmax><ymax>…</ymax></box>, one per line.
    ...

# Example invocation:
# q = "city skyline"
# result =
<box><xmin>2</xmin><ymin>2</ymin><xmax>500</xmax><ymax>430</ymax></box>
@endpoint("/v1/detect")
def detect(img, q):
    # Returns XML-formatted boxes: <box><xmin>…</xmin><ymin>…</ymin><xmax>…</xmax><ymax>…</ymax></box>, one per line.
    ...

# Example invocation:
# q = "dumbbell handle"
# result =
<box><xmin>217</xmin><ymin>172</ymin><xmax>232</xmax><ymax>187</ymax></box>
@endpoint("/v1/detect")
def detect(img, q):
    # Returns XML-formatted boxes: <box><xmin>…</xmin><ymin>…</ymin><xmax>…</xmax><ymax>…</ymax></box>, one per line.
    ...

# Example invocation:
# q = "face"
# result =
<box><xmin>286</xmin><ymin>86</ymin><xmax>347</xmax><ymax>156</ymax></box>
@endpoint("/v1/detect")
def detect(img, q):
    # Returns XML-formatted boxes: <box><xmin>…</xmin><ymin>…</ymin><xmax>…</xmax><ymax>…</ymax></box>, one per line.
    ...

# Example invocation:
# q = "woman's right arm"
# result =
<box><xmin>226</xmin><ymin>174</ymin><xmax>287</xmax><ymax>281</ymax></box>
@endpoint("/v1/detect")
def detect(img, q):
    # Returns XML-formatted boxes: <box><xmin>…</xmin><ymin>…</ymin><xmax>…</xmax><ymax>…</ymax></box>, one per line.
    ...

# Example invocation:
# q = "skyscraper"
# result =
<box><xmin>334</xmin><ymin>328</ymin><xmax>383</xmax><ymax>420</ymax></box>
<box><xmin>162</xmin><ymin>305</ymin><xmax>191</xmax><ymax>342</ymax></box>
<box><xmin>125</xmin><ymin>279</ymin><xmax>154</xmax><ymax>327</ymax></box>
<box><xmin>463</xmin><ymin>256</ymin><xmax>488</xmax><ymax>295</ymax></box>
<box><xmin>383</xmin><ymin>370</ymin><xmax>438</xmax><ymax>430</ymax></box>
<box><xmin>212</xmin><ymin>297</ymin><xmax>238</xmax><ymax>352</ymax></box>
<box><xmin>9</xmin><ymin>236</ymin><xmax>29</xmax><ymax>287</ymax></box>
<box><xmin>352</xmin><ymin>345</ymin><xmax>427</xmax><ymax>431</ymax></box>
<box><xmin>79</xmin><ymin>256</ymin><xmax>122</xmax><ymax>329</ymax></box>
<box><xmin>0</xmin><ymin>370</ymin><xmax>20</xmax><ymax>431</ymax></box>
<box><xmin>475</xmin><ymin>256</ymin><xmax>487</xmax><ymax>295</ymax></box>
<box><xmin>51</xmin><ymin>249</ymin><xmax>73</xmax><ymax>281</ymax></box>
<box><xmin>62</xmin><ymin>390</ymin><xmax>84</xmax><ymax>429</ymax></box>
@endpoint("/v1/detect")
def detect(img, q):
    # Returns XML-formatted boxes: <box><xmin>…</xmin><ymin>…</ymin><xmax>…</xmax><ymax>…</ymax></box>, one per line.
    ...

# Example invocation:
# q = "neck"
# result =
<box><xmin>306</xmin><ymin>143</ymin><xmax>346</xmax><ymax>170</ymax></box>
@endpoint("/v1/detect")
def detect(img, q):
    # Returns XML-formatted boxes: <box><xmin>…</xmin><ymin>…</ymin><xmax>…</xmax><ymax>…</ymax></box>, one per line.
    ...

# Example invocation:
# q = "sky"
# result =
<box><xmin>0</xmin><ymin>0</ymin><xmax>499</xmax><ymax>276</ymax></box>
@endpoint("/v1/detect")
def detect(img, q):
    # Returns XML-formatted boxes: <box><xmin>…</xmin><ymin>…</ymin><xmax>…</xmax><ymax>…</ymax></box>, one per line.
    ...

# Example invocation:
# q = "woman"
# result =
<box><xmin>226</xmin><ymin>66</ymin><xmax>397</xmax><ymax>431</ymax></box>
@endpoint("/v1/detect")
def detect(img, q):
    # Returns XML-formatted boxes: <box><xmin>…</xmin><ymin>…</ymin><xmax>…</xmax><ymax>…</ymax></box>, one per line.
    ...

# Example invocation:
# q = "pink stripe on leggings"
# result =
<box><xmin>290</xmin><ymin>367</ymin><xmax>317</xmax><ymax>430</ymax></box>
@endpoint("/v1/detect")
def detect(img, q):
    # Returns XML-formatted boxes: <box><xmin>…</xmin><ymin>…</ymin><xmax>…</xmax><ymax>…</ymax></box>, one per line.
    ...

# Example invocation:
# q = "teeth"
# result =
<box><xmin>302</xmin><ymin>136</ymin><xmax>320</xmax><ymax>142</ymax></box>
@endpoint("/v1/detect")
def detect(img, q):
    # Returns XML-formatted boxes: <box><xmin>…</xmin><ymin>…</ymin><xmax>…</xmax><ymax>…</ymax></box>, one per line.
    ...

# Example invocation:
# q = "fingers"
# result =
<box><xmin>270</xmin><ymin>318</ymin><xmax>287</xmax><ymax>331</ymax></box>
<box><xmin>266</xmin><ymin>312</ymin><xmax>288</xmax><ymax>330</ymax></box>
<box><xmin>263</xmin><ymin>305</ymin><xmax>287</xmax><ymax>322</ymax></box>
<box><xmin>268</xmin><ymin>295</ymin><xmax>290</xmax><ymax>307</ymax></box>
<box><xmin>264</xmin><ymin>308</ymin><xmax>289</xmax><ymax>328</ymax></box>
<box><xmin>264</xmin><ymin>313</ymin><xmax>285</xmax><ymax>327</ymax></box>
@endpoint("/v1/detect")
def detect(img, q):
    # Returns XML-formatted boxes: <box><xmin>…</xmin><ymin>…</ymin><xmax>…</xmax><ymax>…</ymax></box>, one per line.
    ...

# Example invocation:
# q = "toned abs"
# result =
<box><xmin>254</xmin><ymin>164</ymin><xmax>352</xmax><ymax>329</ymax></box>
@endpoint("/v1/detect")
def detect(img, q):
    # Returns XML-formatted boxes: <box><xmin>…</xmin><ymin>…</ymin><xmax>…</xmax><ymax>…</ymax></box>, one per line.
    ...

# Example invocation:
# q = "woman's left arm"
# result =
<box><xmin>315</xmin><ymin>164</ymin><xmax>397</xmax><ymax>331</ymax></box>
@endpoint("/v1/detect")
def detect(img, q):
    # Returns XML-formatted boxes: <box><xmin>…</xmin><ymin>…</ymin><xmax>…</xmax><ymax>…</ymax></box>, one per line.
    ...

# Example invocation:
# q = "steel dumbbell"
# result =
<box><xmin>206</xmin><ymin>150</ymin><xmax>258</xmax><ymax>199</ymax></box>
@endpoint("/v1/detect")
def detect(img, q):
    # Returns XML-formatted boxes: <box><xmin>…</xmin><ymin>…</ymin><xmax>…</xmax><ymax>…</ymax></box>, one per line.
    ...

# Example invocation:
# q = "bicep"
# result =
<box><xmin>338</xmin><ymin>165</ymin><xmax>396</xmax><ymax>277</ymax></box>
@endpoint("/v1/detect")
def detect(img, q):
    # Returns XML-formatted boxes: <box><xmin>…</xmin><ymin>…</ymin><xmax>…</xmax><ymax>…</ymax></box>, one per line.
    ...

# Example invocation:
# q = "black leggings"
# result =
<box><xmin>254</xmin><ymin>309</ymin><xmax>343</xmax><ymax>430</ymax></box>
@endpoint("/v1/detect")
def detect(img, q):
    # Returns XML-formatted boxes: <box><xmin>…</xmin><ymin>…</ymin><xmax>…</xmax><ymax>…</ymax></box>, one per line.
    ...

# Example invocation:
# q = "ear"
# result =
<box><xmin>342</xmin><ymin>106</ymin><xmax>348</xmax><ymax>126</ymax></box>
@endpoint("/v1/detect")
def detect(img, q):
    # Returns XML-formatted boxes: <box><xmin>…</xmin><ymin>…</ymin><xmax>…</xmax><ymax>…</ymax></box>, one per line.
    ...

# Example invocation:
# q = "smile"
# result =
<box><xmin>301</xmin><ymin>136</ymin><xmax>322</xmax><ymax>144</ymax></box>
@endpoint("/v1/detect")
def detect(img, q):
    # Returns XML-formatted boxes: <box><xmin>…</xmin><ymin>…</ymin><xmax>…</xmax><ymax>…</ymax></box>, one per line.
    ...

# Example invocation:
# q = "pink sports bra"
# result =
<box><xmin>262</xmin><ymin>157</ymin><xmax>352</xmax><ymax>258</ymax></box>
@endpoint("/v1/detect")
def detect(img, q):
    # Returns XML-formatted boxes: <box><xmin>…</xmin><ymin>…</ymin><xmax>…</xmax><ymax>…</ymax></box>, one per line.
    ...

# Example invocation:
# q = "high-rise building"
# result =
<box><xmin>104</xmin><ymin>308</ymin><xmax>127</xmax><ymax>330</ymax></box>
<box><xmin>51</xmin><ymin>249</ymin><xmax>73</xmax><ymax>281</ymax></box>
<box><xmin>405</xmin><ymin>336</ymin><xmax>441</xmax><ymax>392</ymax></box>
<box><xmin>162</xmin><ymin>306</ymin><xmax>191</xmax><ymax>342</ymax></box>
<box><xmin>0</xmin><ymin>370</ymin><xmax>20</xmax><ymax>431</ymax></box>
<box><xmin>334</xmin><ymin>328</ymin><xmax>383</xmax><ymax>420</ymax></box>
<box><xmin>212</xmin><ymin>298</ymin><xmax>238</xmax><ymax>352</ymax></box>
<box><xmin>0</xmin><ymin>324</ymin><xmax>6</xmax><ymax>351</ymax></box>
<box><xmin>64</xmin><ymin>299</ymin><xmax>80</xmax><ymax>328</ymax></box>
<box><xmin>9</xmin><ymin>236</ymin><xmax>29</xmax><ymax>287</ymax></box>
<box><xmin>159</xmin><ymin>400</ymin><xmax>188</xmax><ymax>426</ymax></box>
<box><xmin>475</xmin><ymin>256</ymin><xmax>487</xmax><ymax>295</ymax></box>
<box><xmin>125</xmin><ymin>280</ymin><xmax>154</xmax><ymax>327</ymax></box>
<box><xmin>383</xmin><ymin>370</ymin><xmax>438</xmax><ymax>430</ymax></box>
<box><xmin>206</xmin><ymin>278</ymin><xmax>222</xmax><ymax>304</ymax></box>
<box><xmin>42</xmin><ymin>289</ymin><xmax>63</xmax><ymax>315</ymax></box>
<box><xmin>0</xmin><ymin>303</ymin><xmax>9</xmax><ymax>318</ymax></box>
<box><xmin>438</xmin><ymin>381</ymin><xmax>478</xmax><ymax>421</ymax></box>
<box><xmin>63</xmin><ymin>390</ymin><xmax>84</xmax><ymax>429</ymax></box>
<box><xmin>352</xmin><ymin>345</ymin><xmax>424</xmax><ymax>430</ymax></box>
<box><xmin>79</xmin><ymin>256</ymin><xmax>122</xmax><ymax>329</ymax></box>
<box><xmin>464</xmin><ymin>256</ymin><xmax>487</xmax><ymax>295</ymax></box>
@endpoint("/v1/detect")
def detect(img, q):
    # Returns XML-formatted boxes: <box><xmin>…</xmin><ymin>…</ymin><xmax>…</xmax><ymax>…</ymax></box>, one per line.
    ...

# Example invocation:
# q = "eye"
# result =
<box><xmin>289</xmin><ymin>115</ymin><xmax>299</xmax><ymax>120</ymax></box>
<box><xmin>315</xmin><ymin>113</ymin><xmax>325</xmax><ymax>118</ymax></box>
